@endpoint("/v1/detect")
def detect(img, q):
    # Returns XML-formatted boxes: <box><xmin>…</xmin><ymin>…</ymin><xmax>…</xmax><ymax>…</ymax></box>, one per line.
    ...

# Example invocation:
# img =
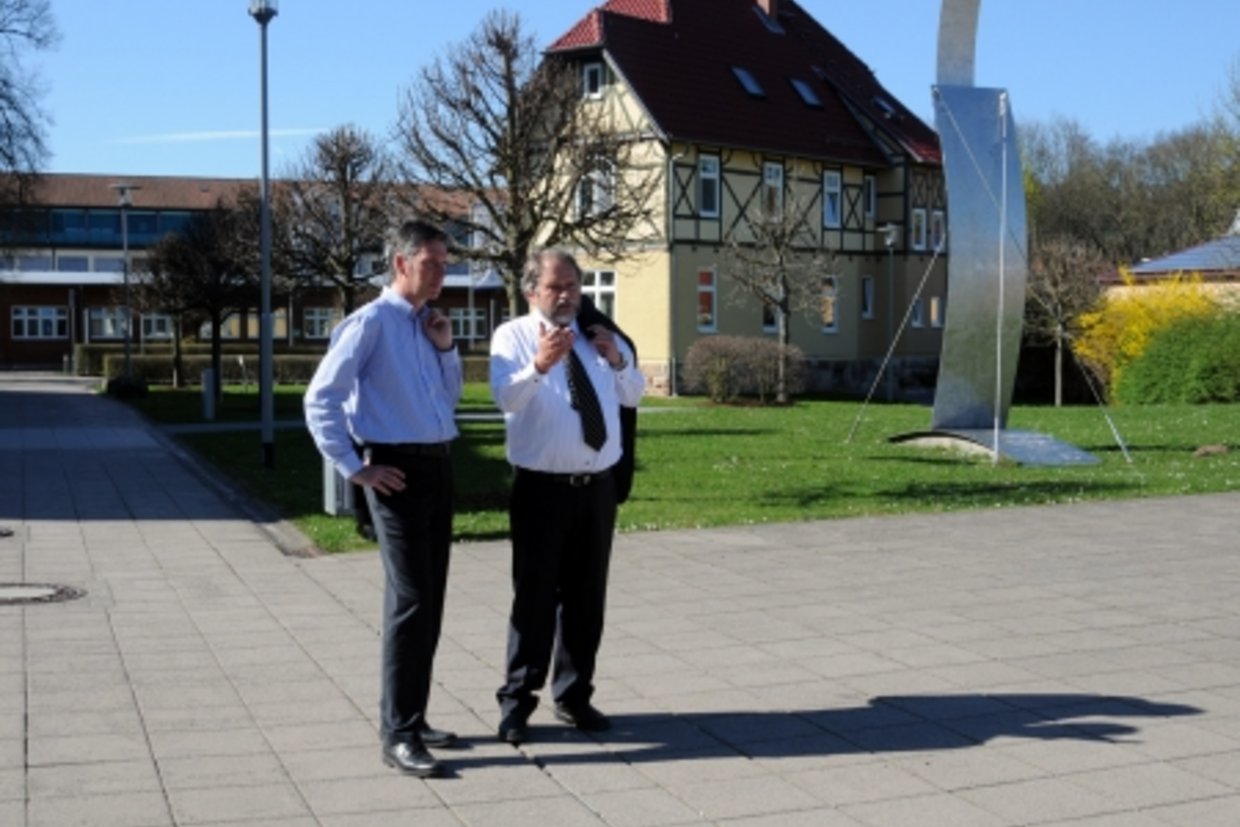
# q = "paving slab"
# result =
<box><xmin>2</xmin><ymin>373</ymin><xmax>1239</xmax><ymax>825</ymax></box>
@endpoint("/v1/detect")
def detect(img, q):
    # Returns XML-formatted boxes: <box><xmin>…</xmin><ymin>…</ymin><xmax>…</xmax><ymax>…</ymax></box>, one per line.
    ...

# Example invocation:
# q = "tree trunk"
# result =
<box><xmin>210</xmin><ymin>312</ymin><xmax>223</xmax><ymax>405</ymax></box>
<box><xmin>776</xmin><ymin>308</ymin><xmax>790</xmax><ymax>405</ymax></box>
<box><xmin>172</xmin><ymin>317</ymin><xmax>184</xmax><ymax>389</ymax></box>
<box><xmin>1054</xmin><ymin>321</ymin><xmax>1064</xmax><ymax>408</ymax></box>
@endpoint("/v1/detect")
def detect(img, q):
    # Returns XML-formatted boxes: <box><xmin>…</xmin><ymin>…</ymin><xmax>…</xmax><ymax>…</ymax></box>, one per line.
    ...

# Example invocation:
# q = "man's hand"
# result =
<box><xmin>424</xmin><ymin>308</ymin><xmax>454</xmax><ymax>351</ymax></box>
<box><xmin>351</xmin><ymin>463</ymin><xmax>406</xmax><ymax>496</ymax></box>
<box><xmin>586</xmin><ymin>325</ymin><xmax>623</xmax><ymax>368</ymax></box>
<box><xmin>534</xmin><ymin>322</ymin><xmax>575</xmax><ymax>374</ymax></box>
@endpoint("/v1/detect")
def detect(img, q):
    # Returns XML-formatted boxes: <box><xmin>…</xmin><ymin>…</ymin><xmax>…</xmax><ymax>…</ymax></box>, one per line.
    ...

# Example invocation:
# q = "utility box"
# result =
<box><xmin>323</xmin><ymin>459</ymin><xmax>355</xmax><ymax>516</ymax></box>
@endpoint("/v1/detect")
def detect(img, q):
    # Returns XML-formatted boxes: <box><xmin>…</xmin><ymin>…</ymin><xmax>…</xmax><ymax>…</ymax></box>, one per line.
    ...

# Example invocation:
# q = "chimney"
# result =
<box><xmin>757</xmin><ymin>0</ymin><xmax>778</xmax><ymax>19</ymax></box>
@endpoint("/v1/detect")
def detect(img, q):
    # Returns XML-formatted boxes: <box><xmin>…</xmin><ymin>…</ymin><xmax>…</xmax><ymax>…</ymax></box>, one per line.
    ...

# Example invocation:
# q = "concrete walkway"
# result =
<box><xmin>1</xmin><ymin>373</ymin><xmax>1238</xmax><ymax>827</ymax></box>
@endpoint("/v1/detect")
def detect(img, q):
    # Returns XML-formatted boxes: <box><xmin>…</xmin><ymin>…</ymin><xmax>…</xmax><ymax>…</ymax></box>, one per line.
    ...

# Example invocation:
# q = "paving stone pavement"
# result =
<box><xmin>1</xmin><ymin>373</ymin><xmax>1239</xmax><ymax>826</ymax></box>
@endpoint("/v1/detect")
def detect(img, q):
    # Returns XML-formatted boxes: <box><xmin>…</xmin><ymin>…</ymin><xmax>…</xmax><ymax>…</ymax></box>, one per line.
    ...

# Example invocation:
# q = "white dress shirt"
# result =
<box><xmin>490</xmin><ymin>311</ymin><xmax>645</xmax><ymax>473</ymax></box>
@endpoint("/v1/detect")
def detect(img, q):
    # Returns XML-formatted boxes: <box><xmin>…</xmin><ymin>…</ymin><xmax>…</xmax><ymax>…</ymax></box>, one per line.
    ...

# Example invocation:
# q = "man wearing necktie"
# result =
<box><xmin>489</xmin><ymin>249</ymin><xmax>645</xmax><ymax>744</ymax></box>
<box><xmin>304</xmin><ymin>220</ymin><xmax>461</xmax><ymax>778</ymax></box>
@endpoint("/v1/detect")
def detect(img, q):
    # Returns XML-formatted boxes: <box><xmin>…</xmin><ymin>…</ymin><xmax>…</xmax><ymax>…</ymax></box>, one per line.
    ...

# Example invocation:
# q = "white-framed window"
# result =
<box><xmin>92</xmin><ymin>256</ymin><xmax>125</xmax><ymax>273</ymax></box>
<box><xmin>761</xmin><ymin>299</ymin><xmax>776</xmax><ymax>333</ymax></box>
<box><xmin>303</xmin><ymin>307</ymin><xmax>339</xmax><ymax>340</ymax></box>
<box><xmin>449</xmin><ymin>307</ymin><xmax>487</xmax><ymax>342</ymax></box>
<box><xmin>911</xmin><ymin>208</ymin><xmax>927</xmax><ymax>251</ymax></box>
<box><xmin>12</xmin><ymin>306</ymin><xmax>68</xmax><ymax>339</ymax></box>
<box><xmin>698</xmin><ymin>155</ymin><xmax>720</xmax><ymax>219</ymax></box>
<box><xmin>864</xmin><ymin>175</ymin><xmax>876</xmax><ymax>220</ymax></box>
<box><xmin>762</xmin><ymin>162</ymin><xmax>784</xmax><ymax>219</ymax></box>
<box><xmin>200</xmin><ymin>313</ymin><xmax>242</xmax><ymax>341</ymax></box>
<box><xmin>86</xmin><ymin>307</ymin><xmax>128</xmax><ymax>341</ymax></box>
<box><xmin>930</xmin><ymin>295</ymin><xmax>944</xmax><ymax>328</ymax></box>
<box><xmin>861</xmin><ymin>276</ymin><xmax>875</xmax><ymax>319</ymax></box>
<box><xmin>56</xmin><ymin>255</ymin><xmax>90</xmax><ymax>272</ymax></box>
<box><xmin>141</xmin><ymin>314</ymin><xmax>173</xmax><ymax>341</ymax></box>
<box><xmin>582</xmin><ymin>62</ymin><xmax>605</xmax><ymax>99</ymax></box>
<box><xmin>822</xmin><ymin>170</ymin><xmax>842</xmax><ymax>229</ymax></box>
<box><xmin>576</xmin><ymin>160</ymin><xmax>615</xmax><ymax>218</ymax></box>
<box><xmin>911</xmin><ymin>297</ymin><xmax>925</xmax><ymax>328</ymax></box>
<box><xmin>821</xmin><ymin>276</ymin><xmax>838</xmax><ymax>332</ymax></box>
<box><xmin>242</xmin><ymin>308</ymin><xmax>287</xmax><ymax>339</ymax></box>
<box><xmin>582</xmin><ymin>269</ymin><xmax>616</xmax><ymax>317</ymax></box>
<box><xmin>697</xmin><ymin>268</ymin><xmax>716</xmax><ymax>331</ymax></box>
<box><xmin>931</xmin><ymin>210</ymin><xmax>946</xmax><ymax>251</ymax></box>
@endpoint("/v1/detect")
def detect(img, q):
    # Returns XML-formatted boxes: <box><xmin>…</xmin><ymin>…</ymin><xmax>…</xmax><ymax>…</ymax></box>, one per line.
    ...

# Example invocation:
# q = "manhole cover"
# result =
<box><xmin>0</xmin><ymin>583</ymin><xmax>86</xmax><ymax>605</ymax></box>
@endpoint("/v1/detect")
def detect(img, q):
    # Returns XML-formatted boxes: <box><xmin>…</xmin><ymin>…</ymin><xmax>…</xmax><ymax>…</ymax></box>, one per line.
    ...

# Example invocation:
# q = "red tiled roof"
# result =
<box><xmin>548</xmin><ymin>0</ymin><xmax>939</xmax><ymax>166</ymax></box>
<box><xmin>21</xmin><ymin>173</ymin><xmax>254</xmax><ymax>210</ymax></box>
<box><xmin>550</xmin><ymin>0</ymin><xmax>671</xmax><ymax>50</ymax></box>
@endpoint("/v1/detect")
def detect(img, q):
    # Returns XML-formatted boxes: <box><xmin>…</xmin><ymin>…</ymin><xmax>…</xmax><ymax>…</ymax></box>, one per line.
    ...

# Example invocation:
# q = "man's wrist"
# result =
<box><xmin>434</xmin><ymin>341</ymin><xmax>456</xmax><ymax>353</ymax></box>
<box><xmin>610</xmin><ymin>354</ymin><xmax>628</xmax><ymax>371</ymax></box>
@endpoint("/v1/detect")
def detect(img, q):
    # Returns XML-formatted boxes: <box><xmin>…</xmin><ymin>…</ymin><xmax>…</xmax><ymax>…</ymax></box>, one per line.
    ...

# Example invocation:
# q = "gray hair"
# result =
<box><xmin>522</xmin><ymin>248</ymin><xmax>582</xmax><ymax>294</ymax></box>
<box><xmin>384</xmin><ymin>219</ymin><xmax>448</xmax><ymax>281</ymax></box>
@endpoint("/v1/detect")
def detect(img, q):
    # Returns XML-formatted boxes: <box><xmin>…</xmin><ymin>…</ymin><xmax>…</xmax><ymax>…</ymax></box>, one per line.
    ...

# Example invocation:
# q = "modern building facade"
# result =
<box><xmin>0</xmin><ymin>173</ymin><xmax>505</xmax><ymax>369</ymax></box>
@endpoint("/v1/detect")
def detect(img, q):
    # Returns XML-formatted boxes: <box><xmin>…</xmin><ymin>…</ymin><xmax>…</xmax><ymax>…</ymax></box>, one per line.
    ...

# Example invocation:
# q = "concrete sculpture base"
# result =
<box><xmin>890</xmin><ymin>428</ymin><xmax>1098</xmax><ymax>466</ymax></box>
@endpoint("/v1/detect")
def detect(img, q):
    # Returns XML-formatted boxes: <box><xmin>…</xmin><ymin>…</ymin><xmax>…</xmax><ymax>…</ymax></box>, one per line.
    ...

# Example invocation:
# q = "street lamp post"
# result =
<box><xmin>110</xmin><ymin>183</ymin><xmax>141</xmax><ymax>381</ymax></box>
<box><xmin>249</xmin><ymin>0</ymin><xmax>277</xmax><ymax>468</ymax></box>
<box><xmin>880</xmin><ymin>223</ymin><xmax>898</xmax><ymax>402</ymax></box>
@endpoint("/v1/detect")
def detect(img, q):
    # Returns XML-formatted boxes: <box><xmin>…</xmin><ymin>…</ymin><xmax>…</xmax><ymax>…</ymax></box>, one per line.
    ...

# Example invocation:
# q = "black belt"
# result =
<box><xmin>517</xmin><ymin>466</ymin><xmax>612</xmax><ymax>488</ymax></box>
<box><xmin>366</xmin><ymin>441</ymin><xmax>452</xmax><ymax>458</ymax></box>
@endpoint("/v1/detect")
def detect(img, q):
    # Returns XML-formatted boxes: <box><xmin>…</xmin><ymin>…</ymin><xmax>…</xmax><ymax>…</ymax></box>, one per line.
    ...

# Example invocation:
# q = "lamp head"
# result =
<box><xmin>109</xmin><ymin>182</ymin><xmax>141</xmax><ymax>207</ymax></box>
<box><xmin>248</xmin><ymin>0</ymin><xmax>278</xmax><ymax>23</ymax></box>
<box><xmin>879</xmin><ymin>223</ymin><xmax>898</xmax><ymax>248</ymax></box>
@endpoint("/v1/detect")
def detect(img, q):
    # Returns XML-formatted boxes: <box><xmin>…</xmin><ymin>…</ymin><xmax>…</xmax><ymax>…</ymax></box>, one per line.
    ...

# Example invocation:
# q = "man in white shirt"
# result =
<box><xmin>489</xmin><ymin>249</ymin><xmax>645</xmax><ymax>744</ymax></box>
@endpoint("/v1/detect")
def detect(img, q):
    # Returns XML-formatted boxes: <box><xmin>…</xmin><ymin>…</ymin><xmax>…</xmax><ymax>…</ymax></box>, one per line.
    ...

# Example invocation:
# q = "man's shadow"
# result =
<box><xmin>445</xmin><ymin>693</ymin><xmax>1201</xmax><ymax>773</ymax></box>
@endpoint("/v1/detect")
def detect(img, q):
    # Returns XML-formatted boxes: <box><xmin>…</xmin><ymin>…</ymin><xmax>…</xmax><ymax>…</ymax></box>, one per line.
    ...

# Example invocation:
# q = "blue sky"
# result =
<box><xmin>38</xmin><ymin>0</ymin><xmax>1240</xmax><ymax>179</ymax></box>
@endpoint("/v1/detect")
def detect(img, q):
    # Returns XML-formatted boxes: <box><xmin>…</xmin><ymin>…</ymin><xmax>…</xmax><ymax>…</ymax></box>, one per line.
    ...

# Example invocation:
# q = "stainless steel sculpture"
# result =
<box><xmin>893</xmin><ymin>0</ymin><xmax>1096</xmax><ymax>465</ymax></box>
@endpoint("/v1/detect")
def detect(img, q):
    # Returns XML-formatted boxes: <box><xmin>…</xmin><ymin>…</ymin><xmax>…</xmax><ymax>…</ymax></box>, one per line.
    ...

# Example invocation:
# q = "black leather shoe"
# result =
<box><xmin>554</xmin><ymin>702</ymin><xmax>610</xmax><ymax>732</ymax></box>
<box><xmin>419</xmin><ymin>724</ymin><xmax>458</xmax><ymax>749</ymax></box>
<box><xmin>498</xmin><ymin>710</ymin><xmax>529</xmax><ymax>745</ymax></box>
<box><xmin>381</xmin><ymin>740</ymin><xmax>442</xmax><ymax>778</ymax></box>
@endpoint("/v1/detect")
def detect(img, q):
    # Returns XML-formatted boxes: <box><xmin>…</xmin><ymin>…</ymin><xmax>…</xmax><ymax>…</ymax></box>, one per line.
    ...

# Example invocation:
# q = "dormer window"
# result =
<box><xmin>789</xmin><ymin>78</ymin><xmax>822</xmax><ymax>108</ymax></box>
<box><xmin>873</xmin><ymin>96</ymin><xmax>897</xmax><ymax>119</ymax></box>
<box><xmin>753</xmin><ymin>5</ymin><xmax>784</xmax><ymax>34</ymax></box>
<box><xmin>582</xmin><ymin>62</ymin><xmax>605</xmax><ymax>99</ymax></box>
<box><xmin>731</xmin><ymin>66</ymin><xmax>765</xmax><ymax>98</ymax></box>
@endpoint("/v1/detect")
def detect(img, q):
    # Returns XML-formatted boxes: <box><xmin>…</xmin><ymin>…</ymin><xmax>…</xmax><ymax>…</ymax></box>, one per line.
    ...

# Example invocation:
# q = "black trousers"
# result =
<box><xmin>363</xmin><ymin>446</ymin><xmax>453</xmax><ymax>743</ymax></box>
<box><xmin>497</xmin><ymin>468</ymin><xmax>617</xmax><ymax>718</ymax></box>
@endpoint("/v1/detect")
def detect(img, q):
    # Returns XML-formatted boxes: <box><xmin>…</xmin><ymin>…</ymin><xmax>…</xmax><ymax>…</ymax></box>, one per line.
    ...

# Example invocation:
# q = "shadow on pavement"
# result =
<box><xmin>445</xmin><ymin>693</ymin><xmax>1201</xmax><ymax>772</ymax></box>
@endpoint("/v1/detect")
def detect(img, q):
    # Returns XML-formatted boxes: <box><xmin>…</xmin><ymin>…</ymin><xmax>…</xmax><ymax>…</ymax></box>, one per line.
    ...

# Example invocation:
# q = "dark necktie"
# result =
<box><xmin>566</xmin><ymin>348</ymin><xmax>608</xmax><ymax>451</ymax></box>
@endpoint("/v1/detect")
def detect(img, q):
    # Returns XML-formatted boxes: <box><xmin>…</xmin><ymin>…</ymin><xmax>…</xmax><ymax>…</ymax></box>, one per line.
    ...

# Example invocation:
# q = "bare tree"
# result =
<box><xmin>140</xmin><ymin>202</ymin><xmax>258</xmax><ymax>402</ymax></box>
<box><xmin>0</xmin><ymin>0</ymin><xmax>57</xmax><ymax>210</ymax></box>
<box><xmin>718</xmin><ymin>193</ymin><xmax>832</xmax><ymax>404</ymax></box>
<box><xmin>277</xmin><ymin>125</ymin><xmax>393</xmax><ymax>314</ymax></box>
<box><xmin>1025</xmin><ymin>236</ymin><xmax>1107</xmax><ymax>406</ymax></box>
<box><xmin>393</xmin><ymin>9</ymin><xmax>659</xmax><ymax>315</ymax></box>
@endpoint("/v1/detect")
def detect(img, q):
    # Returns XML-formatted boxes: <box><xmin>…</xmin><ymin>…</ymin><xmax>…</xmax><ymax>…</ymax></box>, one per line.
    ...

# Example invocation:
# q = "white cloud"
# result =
<box><xmin>113</xmin><ymin>128</ymin><xmax>326</xmax><ymax>145</ymax></box>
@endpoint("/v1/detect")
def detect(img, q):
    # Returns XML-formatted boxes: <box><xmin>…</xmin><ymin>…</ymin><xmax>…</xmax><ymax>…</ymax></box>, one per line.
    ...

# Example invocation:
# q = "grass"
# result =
<box><xmin>122</xmin><ymin>384</ymin><xmax>1240</xmax><ymax>553</ymax></box>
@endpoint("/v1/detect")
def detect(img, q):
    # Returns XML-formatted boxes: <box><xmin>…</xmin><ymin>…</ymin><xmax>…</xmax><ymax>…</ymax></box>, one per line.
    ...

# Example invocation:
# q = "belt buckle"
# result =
<box><xmin>568</xmin><ymin>473</ymin><xmax>590</xmax><ymax>487</ymax></box>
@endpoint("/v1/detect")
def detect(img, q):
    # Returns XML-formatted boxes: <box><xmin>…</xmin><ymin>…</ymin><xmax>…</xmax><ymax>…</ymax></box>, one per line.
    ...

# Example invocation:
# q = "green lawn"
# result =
<box><xmin>123</xmin><ymin>384</ymin><xmax>1240</xmax><ymax>553</ymax></box>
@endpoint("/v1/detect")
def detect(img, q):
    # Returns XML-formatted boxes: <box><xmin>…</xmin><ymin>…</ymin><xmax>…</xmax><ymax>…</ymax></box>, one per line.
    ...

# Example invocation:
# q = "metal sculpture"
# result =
<box><xmin>893</xmin><ymin>0</ymin><xmax>1097</xmax><ymax>465</ymax></box>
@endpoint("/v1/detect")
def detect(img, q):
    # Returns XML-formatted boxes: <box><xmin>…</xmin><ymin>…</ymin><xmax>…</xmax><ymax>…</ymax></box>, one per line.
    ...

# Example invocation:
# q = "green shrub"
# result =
<box><xmin>683</xmin><ymin>335</ymin><xmax>806</xmax><ymax>403</ymax></box>
<box><xmin>1114</xmin><ymin>313</ymin><xmax>1240</xmax><ymax>404</ymax></box>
